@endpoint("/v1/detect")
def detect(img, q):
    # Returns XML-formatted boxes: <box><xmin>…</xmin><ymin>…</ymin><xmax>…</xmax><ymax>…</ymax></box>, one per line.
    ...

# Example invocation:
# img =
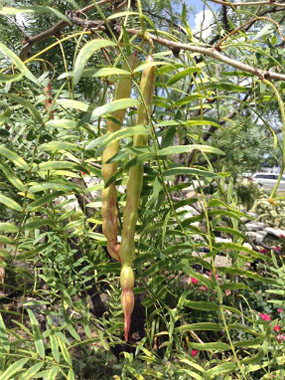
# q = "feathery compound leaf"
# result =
<box><xmin>73</xmin><ymin>39</ymin><xmax>116</xmax><ymax>84</ymax></box>
<box><xmin>0</xmin><ymin>194</ymin><xmax>22</xmax><ymax>212</ymax></box>
<box><xmin>0</xmin><ymin>42</ymin><xmax>40</xmax><ymax>86</ymax></box>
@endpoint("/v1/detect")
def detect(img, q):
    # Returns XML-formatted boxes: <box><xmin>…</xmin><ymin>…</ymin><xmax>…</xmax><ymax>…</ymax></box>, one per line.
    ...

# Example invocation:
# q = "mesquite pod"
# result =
<box><xmin>102</xmin><ymin>52</ymin><xmax>138</xmax><ymax>261</ymax></box>
<box><xmin>119</xmin><ymin>56</ymin><xmax>156</xmax><ymax>341</ymax></box>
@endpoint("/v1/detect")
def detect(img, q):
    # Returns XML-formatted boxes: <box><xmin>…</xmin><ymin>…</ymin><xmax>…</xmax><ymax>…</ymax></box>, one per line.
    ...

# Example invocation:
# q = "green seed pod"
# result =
<box><xmin>102</xmin><ymin>52</ymin><xmax>138</xmax><ymax>261</ymax></box>
<box><xmin>119</xmin><ymin>55</ymin><xmax>156</xmax><ymax>340</ymax></box>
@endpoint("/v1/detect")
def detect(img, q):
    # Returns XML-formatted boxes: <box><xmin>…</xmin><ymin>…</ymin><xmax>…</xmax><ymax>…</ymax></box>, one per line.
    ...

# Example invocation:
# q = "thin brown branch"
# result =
<box><xmin>124</xmin><ymin>28</ymin><xmax>285</xmax><ymax>81</ymax></box>
<box><xmin>19</xmin><ymin>0</ymin><xmax>115</xmax><ymax>60</ymax></box>
<box><xmin>208</xmin><ymin>0</ymin><xmax>285</xmax><ymax>7</ymax></box>
<box><xmin>215</xmin><ymin>16</ymin><xmax>285</xmax><ymax>49</ymax></box>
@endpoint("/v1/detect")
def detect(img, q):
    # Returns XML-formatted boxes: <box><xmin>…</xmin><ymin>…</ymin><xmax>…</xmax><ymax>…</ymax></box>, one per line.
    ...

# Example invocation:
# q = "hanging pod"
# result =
<box><xmin>102</xmin><ymin>52</ymin><xmax>138</xmax><ymax>261</ymax></box>
<box><xmin>119</xmin><ymin>55</ymin><xmax>156</xmax><ymax>341</ymax></box>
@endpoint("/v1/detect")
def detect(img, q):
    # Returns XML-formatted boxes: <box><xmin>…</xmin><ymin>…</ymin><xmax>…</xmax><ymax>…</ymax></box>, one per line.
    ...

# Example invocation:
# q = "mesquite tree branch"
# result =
<box><xmin>18</xmin><ymin>0</ymin><xmax>116</xmax><ymax>60</ymax></box>
<box><xmin>124</xmin><ymin>28</ymin><xmax>285</xmax><ymax>81</ymax></box>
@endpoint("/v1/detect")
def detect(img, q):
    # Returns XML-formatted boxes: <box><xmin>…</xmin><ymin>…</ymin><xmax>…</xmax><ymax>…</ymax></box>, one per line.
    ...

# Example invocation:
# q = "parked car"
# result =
<box><xmin>247</xmin><ymin>172</ymin><xmax>285</xmax><ymax>191</ymax></box>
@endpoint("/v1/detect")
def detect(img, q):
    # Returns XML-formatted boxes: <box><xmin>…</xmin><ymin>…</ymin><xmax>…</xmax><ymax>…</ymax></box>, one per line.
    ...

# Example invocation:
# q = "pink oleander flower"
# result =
<box><xmin>225</xmin><ymin>289</ymin><xmax>231</xmax><ymax>296</ymax></box>
<box><xmin>259</xmin><ymin>248</ymin><xmax>267</xmax><ymax>254</ymax></box>
<box><xmin>190</xmin><ymin>277</ymin><xmax>198</xmax><ymax>285</ymax></box>
<box><xmin>272</xmin><ymin>246</ymin><xmax>281</xmax><ymax>252</ymax></box>
<box><xmin>280</xmin><ymin>234</ymin><xmax>285</xmax><ymax>238</ymax></box>
<box><xmin>273</xmin><ymin>325</ymin><xmax>281</xmax><ymax>331</ymax></box>
<box><xmin>206</xmin><ymin>271</ymin><xmax>219</xmax><ymax>279</ymax></box>
<box><xmin>276</xmin><ymin>333</ymin><xmax>285</xmax><ymax>342</ymax></box>
<box><xmin>200</xmin><ymin>285</ymin><xmax>208</xmax><ymax>292</ymax></box>
<box><xmin>277</xmin><ymin>308</ymin><xmax>283</xmax><ymax>313</ymax></box>
<box><xmin>259</xmin><ymin>313</ymin><xmax>271</xmax><ymax>321</ymax></box>
<box><xmin>191</xmin><ymin>349</ymin><xmax>198</xmax><ymax>357</ymax></box>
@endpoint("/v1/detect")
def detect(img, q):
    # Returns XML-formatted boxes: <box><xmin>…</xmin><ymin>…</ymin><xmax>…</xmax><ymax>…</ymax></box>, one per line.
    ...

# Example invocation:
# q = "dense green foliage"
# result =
<box><xmin>0</xmin><ymin>0</ymin><xmax>284</xmax><ymax>379</ymax></box>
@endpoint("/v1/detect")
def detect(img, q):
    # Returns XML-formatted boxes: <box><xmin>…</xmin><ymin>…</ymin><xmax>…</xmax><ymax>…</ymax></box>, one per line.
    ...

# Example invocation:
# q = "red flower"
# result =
<box><xmin>206</xmin><ymin>271</ymin><xmax>219</xmax><ymax>279</ymax></box>
<box><xmin>259</xmin><ymin>313</ymin><xmax>271</xmax><ymax>321</ymax></box>
<box><xmin>190</xmin><ymin>277</ymin><xmax>198</xmax><ymax>285</ymax></box>
<box><xmin>80</xmin><ymin>171</ymin><xmax>86</xmax><ymax>176</ymax></box>
<box><xmin>259</xmin><ymin>248</ymin><xmax>267</xmax><ymax>254</ymax></box>
<box><xmin>277</xmin><ymin>308</ymin><xmax>283</xmax><ymax>313</ymax></box>
<box><xmin>191</xmin><ymin>349</ymin><xmax>198</xmax><ymax>357</ymax></box>
<box><xmin>272</xmin><ymin>246</ymin><xmax>281</xmax><ymax>252</ymax></box>
<box><xmin>276</xmin><ymin>333</ymin><xmax>285</xmax><ymax>342</ymax></box>
<box><xmin>280</xmin><ymin>234</ymin><xmax>285</xmax><ymax>238</ymax></box>
<box><xmin>273</xmin><ymin>325</ymin><xmax>281</xmax><ymax>331</ymax></box>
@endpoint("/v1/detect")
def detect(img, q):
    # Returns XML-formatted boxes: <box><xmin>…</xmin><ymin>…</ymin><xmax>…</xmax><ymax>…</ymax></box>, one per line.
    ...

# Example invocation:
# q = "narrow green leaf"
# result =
<box><xmin>26</xmin><ymin>191</ymin><xmax>63</xmax><ymax>211</ymax></box>
<box><xmin>90</xmin><ymin>98</ymin><xmax>140</xmax><ymax>120</ymax></box>
<box><xmin>57</xmin><ymin>335</ymin><xmax>72</xmax><ymax>365</ymax></box>
<box><xmin>0</xmin><ymin>235</ymin><xmax>15</xmax><ymax>245</ymax></box>
<box><xmin>7</xmin><ymin>95</ymin><xmax>42</xmax><ymax>124</ymax></box>
<box><xmin>133</xmin><ymin>61</ymin><xmax>166</xmax><ymax>73</ymax></box>
<box><xmin>57</xmin><ymin>99</ymin><xmax>90</xmax><ymax>112</ymax></box>
<box><xmin>175</xmin><ymin>322</ymin><xmax>223</xmax><ymax>333</ymax></box>
<box><xmin>0</xmin><ymin>145</ymin><xmax>29</xmax><ymax>170</ymax></box>
<box><xmin>0</xmin><ymin>72</ymin><xmax>23</xmax><ymax>82</ymax></box>
<box><xmin>214</xmin><ymin>226</ymin><xmax>246</xmax><ymax>240</ymax></box>
<box><xmin>185</xmin><ymin>301</ymin><xmax>219</xmax><ymax>311</ymax></box>
<box><xmin>167</xmin><ymin>68</ymin><xmax>201</xmax><ymax>86</ymax></box>
<box><xmin>0</xmin><ymin>161</ymin><xmax>26</xmax><ymax>191</ymax></box>
<box><xmin>189</xmin><ymin>342</ymin><xmax>230</xmax><ymax>351</ymax></box>
<box><xmin>0</xmin><ymin>42</ymin><xmax>40</xmax><ymax>86</ymax></box>
<box><xmin>86</xmin><ymin>125</ymin><xmax>149</xmax><ymax>152</ymax></box>
<box><xmin>0</xmin><ymin>222</ymin><xmax>19</xmax><ymax>233</ymax></box>
<box><xmin>45</xmin><ymin>366</ymin><xmax>59</xmax><ymax>380</ymax></box>
<box><xmin>93</xmin><ymin>67</ymin><xmax>130</xmax><ymax>77</ymax></box>
<box><xmin>28</xmin><ymin>182</ymin><xmax>79</xmax><ymax>194</ymax></box>
<box><xmin>0</xmin><ymin>194</ymin><xmax>22</xmax><ymax>212</ymax></box>
<box><xmin>205</xmin><ymin>362</ymin><xmax>237</xmax><ymax>377</ymax></box>
<box><xmin>27</xmin><ymin>309</ymin><xmax>45</xmax><ymax>359</ymax></box>
<box><xmin>36</xmin><ymin>161</ymin><xmax>82</xmax><ymax>172</ymax></box>
<box><xmin>39</xmin><ymin>141</ymin><xmax>80</xmax><ymax>153</ymax></box>
<box><xmin>73</xmin><ymin>39</ymin><xmax>116</xmax><ymax>84</ymax></box>
<box><xmin>158</xmin><ymin>144</ymin><xmax>224</xmax><ymax>156</ymax></box>
<box><xmin>67</xmin><ymin>369</ymin><xmax>75</xmax><ymax>380</ymax></box>
<box><xmin>18</xmin><ymin>362</ymin><xmax>44</xmax><ymax>380</ymax></box>
<box><xmin>162</xmin><ymin>167</ymin><xmax>220</xmax><ymax>178</ymax></box>
<box><xmin>0</xmin><ymin>312</ymin><xmax>10</xmax><ymax>352</ymax></box>
<box><xmin>49</xmin><ymin>332</ymin><xmax>60</xmax><ymax>363</ymax></box>
<box><xmin>46</xmin><ymin>119</ymin><xmax>77</xmax><ymax>129</ymax></box>
<box><xmin>1</xmin><ymin>358</ymin><xmax>29</xmax><ymax>380</ymax></box>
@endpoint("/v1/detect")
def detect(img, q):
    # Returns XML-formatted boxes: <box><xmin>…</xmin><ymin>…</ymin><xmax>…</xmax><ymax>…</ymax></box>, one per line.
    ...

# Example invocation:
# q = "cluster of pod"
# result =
<box><xmin>101</xmin><ymin>52</ymin><xmax>156</xmax><ymax>341</ymax></box>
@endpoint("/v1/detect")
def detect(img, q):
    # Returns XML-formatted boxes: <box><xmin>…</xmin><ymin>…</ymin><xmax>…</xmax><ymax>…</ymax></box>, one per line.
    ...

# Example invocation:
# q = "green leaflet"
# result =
<box><xmin>0</xmin><ymin>160</ymin><xmax>26</xmax><ymax>191</ymax></box>
<box><xmin>87</xmin><ymin>125</ymin><xmax>149</xmax><ymax>152</ymax></box>
<box><xmin>0</xmin><ymin>42</ymin><xmax>40</xmax><ymax>86</ymax></box>
<box><xmin>0</xmin><ymin>194</ymin><xmax>22</xmax><ymax>212</ymax></box>
<box><xmin>18</xmin><ymin>363</ymin><xmax>44</xmax><ymax>380</ymax></box>
<box><xmin>1</xmin><ymin>358</ymin><xmax>29</xmax><ymax>380</ymax></box>
<box><xmin>90</xmin><ymin>98</ymin><xmax>140</xmax><ymax>120</ymax></box>
<box><xmin>27</xmin><ymin>309</ymin><xmax>45</xmax><ymax>359</ymax></box>
<box><xmin>0</xmin><ymin>145</ymin><xmax>29</xmax><ymax>170</ymax></box>
<box><xmin>0</xmin><ymin>222</ymin><xmax>18</xmax><ymax>233</ymax></box>
<box><xmin>73</xmin><ymin>39</ymin><xmax>116</xmax><ymax>84</ymax></box>
<box><xmin>158</xmin><ymin>144</ymin><xmax>225</xmax><ymax>156</ymax></box>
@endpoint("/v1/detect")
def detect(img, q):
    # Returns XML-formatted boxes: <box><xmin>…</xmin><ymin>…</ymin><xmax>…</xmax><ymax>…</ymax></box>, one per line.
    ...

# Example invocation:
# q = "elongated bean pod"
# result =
<box><xmin>119</xmin><ymin>56</ymin><xmax>155</xmax><ymax>341</ymax></box>
<box><xmin>102</xmin><ymin>52</ymin><xmax>138</xmax><ymax>261</ymax></box>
